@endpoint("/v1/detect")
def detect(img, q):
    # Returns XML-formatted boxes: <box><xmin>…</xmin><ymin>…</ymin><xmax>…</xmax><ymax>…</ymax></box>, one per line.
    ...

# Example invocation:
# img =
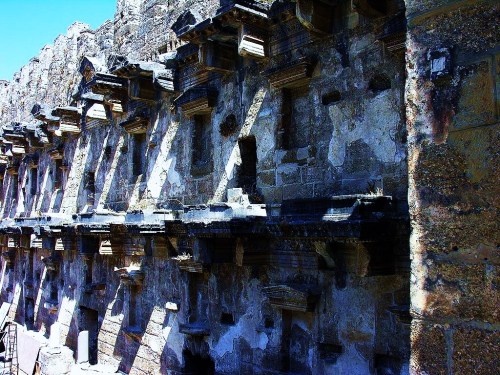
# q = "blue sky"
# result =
<box><xmin>0</xmin><ymin>0</ymin><xmax>116</xmax><ymax>80</ymax></box>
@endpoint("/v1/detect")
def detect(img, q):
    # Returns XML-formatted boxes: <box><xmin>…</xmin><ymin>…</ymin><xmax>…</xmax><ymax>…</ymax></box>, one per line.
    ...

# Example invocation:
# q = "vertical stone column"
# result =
<box><xmin>405</xmin><ymin>0</ymin><xmax>500</xmax><ymax>374</ymax></box>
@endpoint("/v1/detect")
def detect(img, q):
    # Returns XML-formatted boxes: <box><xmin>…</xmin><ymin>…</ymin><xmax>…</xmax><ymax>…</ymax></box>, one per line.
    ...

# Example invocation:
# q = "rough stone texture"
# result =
<box><xmin>406</xmin><ymin>0</ymin><xmax>500</xmax><ymax>374</ymax></box>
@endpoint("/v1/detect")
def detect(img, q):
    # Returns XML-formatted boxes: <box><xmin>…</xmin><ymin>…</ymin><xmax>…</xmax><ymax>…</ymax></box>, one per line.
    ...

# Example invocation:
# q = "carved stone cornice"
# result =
<box><xmin>262</xmin><ymin>284</ymin><xmax>319</xmax><ymax>312</ymax></box>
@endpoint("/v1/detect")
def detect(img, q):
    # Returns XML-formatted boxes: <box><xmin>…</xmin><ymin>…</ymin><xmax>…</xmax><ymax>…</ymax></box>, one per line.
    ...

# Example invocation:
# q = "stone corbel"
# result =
<box><xmin>262</xmin><ymin>284</ymin><xmax>319</xmax><ymax>312</ymax></box>
<box><xmin>174</xmin><ymin>86</ymin><xmax>218</xmax><ymax>116</ymax></box>
<box><xmin>199</xmin><ymin>41</ymin><xmax>237</xmax><ymax>73</ymax></box>
<box><xmin>238</xmin><ymin>24</ymin><xmax>268</xmax><ymax>59</ymax></box>
<box><xmin>53</xmin><ymin>106</ymin><xmax>81</xmax><ymax>134</ymax></box>
<box><xmin>119</xmin><ymin>113</ymin><xmax>150</xmax><ymax>134</ymax></box>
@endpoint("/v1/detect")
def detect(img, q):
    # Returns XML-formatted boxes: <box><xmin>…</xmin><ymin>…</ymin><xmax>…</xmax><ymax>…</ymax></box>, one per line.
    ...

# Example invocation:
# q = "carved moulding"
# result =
<box><xmin>262</xmin><ymin>284</ymin><xmax>319</xmax><ymax>312</ymax></box>
<box><xmin>175</xmin><ymin>86</ymin><xmax>218</xmax><ymax>116</ymax></box>
<box><xmin>119</xmin><ymin>113</ymin><xmax>149</xmax><ymax>134</ymax></box>
<box><xmin>53</xmin><ymin>106</ymin><xmax>81</xmax><ymax>134</ymax></box>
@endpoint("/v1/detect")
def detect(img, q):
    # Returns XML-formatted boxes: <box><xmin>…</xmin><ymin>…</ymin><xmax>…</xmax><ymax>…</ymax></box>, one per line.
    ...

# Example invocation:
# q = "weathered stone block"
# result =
<box><xmin>452</xmin><ymin>327</ymin><xmax>500</xmax><ymax>375</ymax></box>
<box><xmin>410</xmin><ymin>321</ymin><xmax>448</xmax><ymax>375</ymax></box>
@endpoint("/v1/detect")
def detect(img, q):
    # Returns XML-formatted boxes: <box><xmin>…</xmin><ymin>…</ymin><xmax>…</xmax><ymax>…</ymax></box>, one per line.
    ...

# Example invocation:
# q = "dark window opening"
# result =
<box><xmin>85</xmin><ymin>172</ymin><xmax>95</xmax><ymax>205</ymax></box>
<box><xmin>219</xmin><ymin>114</ymin><xmax>238</xmax><ymax>137</ymax></box>
<box><xmin>128</xmin><ymin>285</ymin><xmax>140</xmax><ymax>329</ymax></box>
<box><xmin>220</xmin><ymin>313</ymin><xmax>235</xmax><ymax>325</ymax></box>
<box><xmin>279</xmin><ymin>88</ymin><xmax>309</xmax><ymax>149</ymax></box>
<box><xmin>132</xmin><ymin>133</ymin><xmax>147</xmax><ymax>177</ymax></box>
<box><xmin>237</xmin><ymin>137</ymin><xmax>257</xmax><ymax>195</ymax></box>
<box><xmin>375</xmin><ymin>354</ymin><xmax>402</xmax><ymax>375</ymax></box>
<box><xmin>50</xmin><ymin>280</ymin><xmax>58</xmax><ymax>302</ymax></box>
<box><xmin>187</xmin><ymin>273</ymin><xmax>208</xmax><ymax>324</ymax></box>
<box><xmin>369</xmin><ymin>74</ymin><xmax>392</xmax><ymax>92</ymax></box>
<box><xmin>79</xmin><ymin>307</ymin><xmax>99</xmax><ymax>365</ymax></box>
<box><xmin>191</xmin><ymin>115</ymin><xmax>212</xmax><ymax>176</ymax></box>
<box><xmin>322</xmin><ymin>90</ymin><xmax>342</xmax><ymax>105</ymax></box>
<box><xmin>84</xmin><ymin>257</ymin><xmax>93</xmax><ymax>285</ymax></box>
<box><xmin>206</xmin><ymin>238</ymin><xmax>236</xmax><ymax>264</ymax></box>
<box><xmin>25</xmin><ymin>298</ymin><xmax>35</xmax><ymax>330</ymax></box>
<box><xmin>30</xmin><ymin>168</ymin><xmax>38</xmax><ymax>195</ymax></box>
<box><xmin>11</xmin><ymin>177</ymin><xmax>19</xmax><ymax>201</ymax></box>
<box><xmin>281</xmin><ymin>310</ymin><xmax>292</xmax><ymax>372</ymax></box>
<box><xmin>182</xmin><ymin>350</ymin><xmax>215</xmax><ymax>375</ymax></box>
<box><xmin>264</xmin><ymin>317</ymin><xmax>274</xmax><ymax>329</ymax></box>
<box><xmin>54</xmin><ymin>159</ymin><xmax>63</xmax><ymax>189</ymax></box>
<box><xmin>319</xmin><ymin>343</ymin><xmax>343</xmax><ymax>365</ymax></box>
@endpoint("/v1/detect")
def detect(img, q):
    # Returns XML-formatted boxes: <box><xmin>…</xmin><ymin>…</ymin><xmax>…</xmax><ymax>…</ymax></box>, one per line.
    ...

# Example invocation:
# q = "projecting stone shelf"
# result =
<box><xmin>262</xmin><ymin>285</ymin><xmax>319</xmax><ymax>312</ymax></box>
<box><xmin>280</xmin><ymin>195</ymin><xmax>394</xmax><ymax>222</ymax></box>
<box><xmin>99</xmin><ymin>238</ymin><xmax>124</xmax><ymax>256</ymax></box>
<box><xmin>120</xmin><ymin>114</ymin><xmax>149</xmax><ymax>134</ymax></box>
<box><xmin>53</xmin><ymin>106</ymin><xmax>81</xmax><ymax>134</ymax></box>
<box><xmin>175</xmin><ymin>87</ymin><xmax>218</xmax><ymax>116</ymax></box>
<box><xmin>31</xmin><ymin>104</ymin><xmax>60</xmax><ymax>124</ymax></box>
<box><xmin>154</xmin><ymin>69</ymin><xmax>176</xmax><ymax>93</ymax></box>
<box><xmin>91</xmin><ymin>73</ymin><xmax>128</xmax><ymax>97</ymax></box>
<box><xmin>238</xmin><ymin>25</ymin><xmax>268</xmax><ymax>59</ymax></box>
<box><xmin>179</xmin><ymin>322</ymin><xmax>210</xmax><ymax>336</ymax></box>
<box><xmin>264</xmin><ymin>57</ymin><xmax>316</xmax><ymax>89</ymax></box>
<box><xmin>217</xmin><ymin>0</ymin><xmax>271</xmax><ymax>15</ymax></box>
<box><xmin>48</xmin><ymin>146</ymin><xmax>63</xmax><ymax>160</ymax></box>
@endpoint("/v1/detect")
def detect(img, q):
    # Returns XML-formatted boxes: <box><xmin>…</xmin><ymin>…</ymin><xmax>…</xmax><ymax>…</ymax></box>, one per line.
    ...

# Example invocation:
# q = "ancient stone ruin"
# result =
<box><xmin>0</xmin><ymin>0</ymin><xmax>498</xmax><ymax>374</ymax></box>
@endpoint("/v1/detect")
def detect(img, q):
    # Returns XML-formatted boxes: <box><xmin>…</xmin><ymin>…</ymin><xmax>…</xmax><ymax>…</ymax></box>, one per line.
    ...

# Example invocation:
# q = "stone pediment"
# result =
<box><xmin>174</xmin><ymin>86</ymin><xmax>218</xmax><ymax>116</ymax></box>
<box><xmin>264</xmin><ymin>56</ymin><xmax>316</xmax><ymax>88</ymax></box>
<box><xmin>262</xmin><ymin>284</ymin><xmax>319</xmax><ymax>312</ymax></box>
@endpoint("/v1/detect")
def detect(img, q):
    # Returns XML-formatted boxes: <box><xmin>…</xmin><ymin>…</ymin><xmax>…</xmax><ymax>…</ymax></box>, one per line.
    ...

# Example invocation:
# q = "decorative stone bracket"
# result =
<box><xmin>119</xmin><ymin>113</ymin><xmax>150</xmax><ymax>134</ymax></box>
<box><xmin>262</xmin><ymin>284</ymin><xmax>319</xmax><ymax>312</ymax></box>
<box><xmin>174</xmin><ymin>86</ymin><xmax>218</xmax><ymax>116</ymax></box>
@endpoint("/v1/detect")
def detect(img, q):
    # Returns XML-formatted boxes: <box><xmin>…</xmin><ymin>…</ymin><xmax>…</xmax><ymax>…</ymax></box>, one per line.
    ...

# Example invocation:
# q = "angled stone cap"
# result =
<box><xmin>262</xmin><ymin>284</ymin><xmax>319</xmax><ymax>312</ymax></box>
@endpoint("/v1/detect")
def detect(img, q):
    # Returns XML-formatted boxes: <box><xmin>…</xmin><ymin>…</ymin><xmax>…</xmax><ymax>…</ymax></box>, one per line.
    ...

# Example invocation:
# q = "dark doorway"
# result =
<box><xmin>79</xmin><ymin>306</ymin><xmax>99</xmax><ymax>365</ymax></box>
<box><xmin>237</xmin><ymin>136</ymin><xmax>257</xmax><ymax>195</ymax></box>
<box><xmin>132</xmin><ymin>133</ymin><xmax>147</xmax><ymax>177</ymax></box>
<box><xmin>281</xmin><ymin>310</ymin><xmax>311</xmax><ymax>374</ymax></box>
<box><xmin>182</xmin><ymin>349</ymin><xmax>215</xmax><ymax>375</ymax></box>
<box><xmin>24</xmin><ymin>298</ymin><xmax>35</xmax><ymax>330</ymax></box>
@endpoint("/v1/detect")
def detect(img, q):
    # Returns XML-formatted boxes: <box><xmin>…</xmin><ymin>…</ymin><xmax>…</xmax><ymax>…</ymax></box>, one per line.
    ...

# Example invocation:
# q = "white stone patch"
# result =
<box><xmin>213</xmin><ymin>313</ymin><xmax>268</xmax><ymax>358</ymax></box>
<box><xmin>328</xmin><ymin>89</ymin><xmax>402</xmax><ymax>167</ymax></box>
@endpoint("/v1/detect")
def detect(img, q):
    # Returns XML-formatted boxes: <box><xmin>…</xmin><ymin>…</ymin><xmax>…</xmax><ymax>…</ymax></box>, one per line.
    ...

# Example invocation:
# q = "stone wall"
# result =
<box><xmin>0</xmin><ymin>0</ymin><xmax>496</xmax><ymax>374</ymax></box>
<box><xmin>405</xmin><ymin>0</ymin><xmax>500</xmax><ymax>373</ymax></box>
